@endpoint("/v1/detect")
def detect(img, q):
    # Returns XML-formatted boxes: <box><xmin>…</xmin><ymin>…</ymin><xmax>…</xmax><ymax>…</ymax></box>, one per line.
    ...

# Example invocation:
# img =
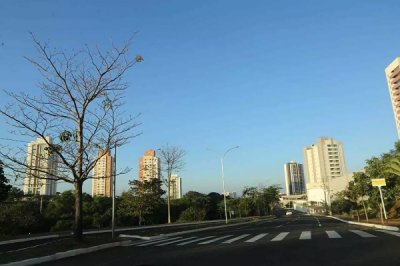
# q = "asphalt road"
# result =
<box><xmin>40</xmin><ymin>214</ymin><xmax>400</xmax><ymax>266</ymax></box>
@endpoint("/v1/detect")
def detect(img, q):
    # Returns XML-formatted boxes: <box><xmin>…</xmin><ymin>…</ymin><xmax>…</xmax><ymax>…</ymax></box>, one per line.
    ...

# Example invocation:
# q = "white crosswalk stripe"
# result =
<box><xmin>198</xmin><ymin>235</ymin><xmax>234</xmax><ymax>245</ymax></box>
<box><xmin>156</xmin><ymin>237</ymin><xmax>197</xmax><ymax>246</ymax></box>
<box><xmin>349</xmin><ymin>230</ymin><xmax>376</xmax><ymax>238</ymax></box>
<box><xmin>326</xmin><ymin>230</ymin><xmax>342</xmax><ymax>239</ymax></box>
<box><xmin>177</xmin><ymin>236</ymin><xmax>216</xmax><ymax>246</ymax></box>
<box><xmin>376</xmin><ymin>230</ymin><xmax>400</xmax><ymax>237</ymax></box>
<box><xmin>222</xmin><ymin>234</ymin><xmax>250</xmax><ymax>244</ymax></box>
<box><xmin>137</xmin><ymin>237</ymin><xmax>183</xmax><ymax>246</ymax></box>
<box><xmin>130</xmin><ymin>229</ymin><xmax>393</xmax><ymax>247</ymax></box>
<box><xmin>299</xmin><ymin>231</ymin><xmax>311</xmax><ymax>240</ymax></box>
<box><xmin>245</xmin><ymin>233</ymin><xmax>268</xmax><ymax>243</ymax></box>
<box><xmin>271</xmin><ymin>232</ymin><xmax>289</xmax><ymax>242</ymax></box>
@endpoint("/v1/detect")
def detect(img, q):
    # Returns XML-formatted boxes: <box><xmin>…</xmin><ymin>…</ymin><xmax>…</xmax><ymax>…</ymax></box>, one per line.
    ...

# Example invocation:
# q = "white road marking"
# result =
<box><xmin>349</xmin><ymin>230</ymin><xmax>376</xmax><ymax>238</ymax></box>
<box><xmin>177</xmin><ymin>236</ymin><xmax>216</xmax><ymax>246</ymax></box>
<box><xmin>245</xmin><ymin>233</ymin><xmax>268</xmax><ymax>243</ymax></box>
<box><xmin>299</xmin><ymin>231</ymin><xmax>311</xmax><ymax>240</ymax></box>
<box><xmin>222</xmin><ymin>234</ymin><xmax>250</xmax><ymax>244</ymax></box>
<box><xmin>271</xmin><ymin>232</ymin><xmax>289</xmax><ymax>242</ymax></box>
<box><xmin>137</xmin><ymin>237</ymin><xmax>182</xmax><ymax>246</ymax></box>
<box><xmin>376</xmin><ymin>230</ymin><xmax>400</xmax><ymax>237</ymax></box>
<box><xmin>198</xmin><ymin>235</ymin><xmax>233</xmax><ymax>245</ymax></box>
<box><xmin>156</xmin><ymin>237</ymin><xmax>197</xmax><ymax>246</ymax></box>
<box><xmin>314</xmin><ymin>216</ymin><xmax>322</xmax><ymax>227</ymax></box>
<box><xmin>326</xmin><ymin>230</ymin><xmax>342</xmax><ymax>239</ymax></box>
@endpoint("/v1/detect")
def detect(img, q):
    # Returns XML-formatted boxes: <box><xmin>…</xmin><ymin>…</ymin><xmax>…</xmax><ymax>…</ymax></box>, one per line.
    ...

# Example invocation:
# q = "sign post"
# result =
<box><xmin>371</xmin><ymin>178</ymin><xmax>387</xmax><ymax>220</ymax></box>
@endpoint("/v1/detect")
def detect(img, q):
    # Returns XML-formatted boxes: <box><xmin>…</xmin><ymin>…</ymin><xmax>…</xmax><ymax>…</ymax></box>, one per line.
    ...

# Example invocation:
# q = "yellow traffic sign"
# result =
<box><xmin>371</xmin><ymin>178</ymin><xmax>386</xmax><ymax>187</ymax></box>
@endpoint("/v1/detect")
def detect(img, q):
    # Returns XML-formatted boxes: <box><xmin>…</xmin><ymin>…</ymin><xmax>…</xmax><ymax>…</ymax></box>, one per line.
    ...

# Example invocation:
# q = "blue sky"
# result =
<box><xmin>0</xmin><ymin>0</ymin><xmax>399</xmax><ymax>196</ymax></box>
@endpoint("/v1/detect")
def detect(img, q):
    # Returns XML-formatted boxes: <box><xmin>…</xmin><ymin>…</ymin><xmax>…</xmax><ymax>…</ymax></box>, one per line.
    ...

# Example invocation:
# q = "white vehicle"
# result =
<box><xmin>286</xmin><ymin>211</ymin><xmax>293</xmax><ymax>216</ymax></box>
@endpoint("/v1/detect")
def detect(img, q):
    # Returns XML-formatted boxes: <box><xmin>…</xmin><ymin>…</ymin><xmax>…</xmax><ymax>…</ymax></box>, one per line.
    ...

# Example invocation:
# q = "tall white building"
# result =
<box><xmin>23</xmin><ymin>137</ymin><xmax>58</xmax><ymax>196</ymax></box>
<box><xmin>169</xmin><ymin>174</ymin><xmax>182</xmax><ymax>200</ymax></box>
<box><xmin>304</xmin><ymin>137</ymin><xmax>348</xmax><ymax>205</ymax></box>
<box><xmin>284</xmin><ymin>161</ymin><xmax>306</xmax><ymax>195</ymax></box>
<box><xmin>139</xmin><ymin>149</ymin><xmax>160</xmax><ymax>182</ymax></box>
<box><xmin>385</xmin><ymin>57</ymin><xmax>400</xmax><ymax>138</ymax></box>
<box><xmin>92</xmin><ymin>149</ymin><xmax>113</xmax><ymax>197</ymax></box>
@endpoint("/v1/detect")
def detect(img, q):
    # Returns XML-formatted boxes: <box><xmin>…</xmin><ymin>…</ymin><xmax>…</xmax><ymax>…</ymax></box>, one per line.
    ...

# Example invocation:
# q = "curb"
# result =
<box><xmin>0</xmin><ymin>235</ymin><xmax>60</xmax><ymax>246</ymax></box>
<box><xmin>328</xmin><ymin>216</ymin><xmax>399</xmax><ymax>231</ymax></box>
<box><xmin>0</xmin><ymin>218</ymin><xmax>252</xmax><ymax>245</ymax></box>
<box><xmin>1</xmin><ymin>240</ymin><xmax>131</xmax><ymax>266</ymax></box>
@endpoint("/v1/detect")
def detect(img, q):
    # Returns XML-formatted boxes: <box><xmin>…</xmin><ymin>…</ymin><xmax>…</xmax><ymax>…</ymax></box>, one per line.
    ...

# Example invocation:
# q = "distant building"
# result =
<box><xmin>92</xmin><ymin>149</ymin><xmax>113</xmax><ymax>197</ymax></box>
<box><xmin>304</xmin><ymin>137</ymin><xmax>348</xmax><ymax>205</ymax></box>
<box><xmin>139</xmin><ymin>149</ymin><xmax>160</xmax><ymax>182</ymax></box>
<box><xmin>284</xmin><ymin>161</ymin><xmax>306</xmax><ymax>195</ymax></box>
<box><xmin>385</xmin><ymin>57</ymin><xmax>400</xmax><ymax>138</ymax></box>
<box><xmin>169</xmin><ymin>174</ymin><xmax>182</xmax><ymax>199</ymax></box>
<box><xmin>224</xmin><ymin>191</ymin><xmax>238</xmax><ymax>199</ymax></box>
<box><xmin>23</xmin><ymin>137</ymin><xmax>57</xmax><ymax>196</ymax></box>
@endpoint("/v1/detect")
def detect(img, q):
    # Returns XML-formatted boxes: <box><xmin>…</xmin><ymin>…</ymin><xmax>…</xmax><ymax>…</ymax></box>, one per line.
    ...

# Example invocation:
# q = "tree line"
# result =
<box><xmin>0</xmin><ymin>179</ymin><xmax>281</xmax><ymax>236</ymax></box>
<box><xmin>331</xmin><ymin>141</ymin><xmax>400</xmax><ymax>222</ymax></box>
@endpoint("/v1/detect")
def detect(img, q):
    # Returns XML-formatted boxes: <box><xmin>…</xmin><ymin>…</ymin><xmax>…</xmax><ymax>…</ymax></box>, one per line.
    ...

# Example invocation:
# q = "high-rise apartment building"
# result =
<box><xmin>139</xmin><ymin>149</ymin><xmax>160</xmax><ymax>182</ymax></box>
<box><xmin>92</xmin><ymin>149</ymin><xmax>113</xmax><ymax>197</ymax></box>
<box><xmin>169</xmin><ymin>174</ymin><xmax>182</xmax><ymax>200</ymax></box>
<box><xmin>385</xmin><ymin>57</ymin><xmax>400</xmax><ymax>138</ymax></box>
<box><xmin>23</xmin><ymin>137</ymin><xmax>57</xmax><ymax>196</ymax></box>
<box><xmin>304</xmin><ymin>137</ymin><xmax>348</xmax><ymax>204</ymax></box>
<box><xmin>284</xmin><ymin>161</ymin><xmax>306</xmax><ymax>195</ymax></box>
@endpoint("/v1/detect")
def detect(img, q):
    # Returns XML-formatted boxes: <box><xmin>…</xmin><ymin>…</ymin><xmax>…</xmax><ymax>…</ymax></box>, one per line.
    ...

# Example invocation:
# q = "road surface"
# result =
<box><xmin>40</xmin><ymin>214</ymin><xmax>400</xmax><ymax>266</ymax></box>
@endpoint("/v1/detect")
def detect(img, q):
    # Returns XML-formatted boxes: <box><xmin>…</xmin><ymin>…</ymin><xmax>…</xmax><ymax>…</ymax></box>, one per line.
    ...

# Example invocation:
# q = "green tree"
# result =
<box><xmin>178</xmin><ymin>191</ymin><xmax>209</xmax><ymax>222</ymax></box>
<box><xmin>0</xmin><ymin>160</ymin><xmax>12</xmax><ymax>202</ymax></box>
<box><xmin>129</xmin><ymin>179</ymin><xmax>165</xmax><ymax>225</ymax></box>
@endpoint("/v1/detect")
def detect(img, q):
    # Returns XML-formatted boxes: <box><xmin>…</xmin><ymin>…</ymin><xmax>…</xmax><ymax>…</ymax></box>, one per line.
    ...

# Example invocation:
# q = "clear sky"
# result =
<box><xmin>0</xmin><ymin>0</ymin><xmax>399</xmax><ymax>196</ymax></box>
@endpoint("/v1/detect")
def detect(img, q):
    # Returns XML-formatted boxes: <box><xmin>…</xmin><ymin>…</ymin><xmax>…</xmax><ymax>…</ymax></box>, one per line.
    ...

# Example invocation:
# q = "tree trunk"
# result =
<box><xmin>73</xmin><ymin>181</ymin><xmax>83</xmax><ymax>240</ymax></box>
<box><xmin>361</xmin><ymin>199</ymin><xmax>369</xmax><ymax>222</ymax></box>
<box><xmin>167</xmin><ymin>172</ymin><xmax>171</xmax><ymax>224</ymax></box>
<box><xmin>379</xmin><ymin>203</ymin><xmax>384</xmax><ymax>225</ymax></box>
<box><xmin>355</xmin><ymin>209</ymin><xmax>360</xmax><ymax>222</ymax></box>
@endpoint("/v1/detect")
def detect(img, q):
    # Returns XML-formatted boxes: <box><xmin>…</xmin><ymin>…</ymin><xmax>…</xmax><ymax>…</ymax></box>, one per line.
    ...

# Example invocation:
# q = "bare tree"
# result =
<box><xmin>158</xmin><ymin>144</ymin><xmax>185</xmax><ymax>223</ymax></box>
<box><xmin>0</xmin><ymin>33</ymin><xmax>142</xmax><ymax>239</ymax></box>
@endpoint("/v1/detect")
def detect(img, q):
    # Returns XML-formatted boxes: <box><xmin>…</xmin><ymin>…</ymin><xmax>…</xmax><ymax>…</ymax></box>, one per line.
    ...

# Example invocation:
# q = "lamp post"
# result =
<box><xmin>207</xmin><ymin>146</ymin><xmax>239</xmax><ymax>224</ymax></box>
<box><xmin>111</xmin><ymin>144</ymin><xmax>117</xmax><ymax>239</ymax></box>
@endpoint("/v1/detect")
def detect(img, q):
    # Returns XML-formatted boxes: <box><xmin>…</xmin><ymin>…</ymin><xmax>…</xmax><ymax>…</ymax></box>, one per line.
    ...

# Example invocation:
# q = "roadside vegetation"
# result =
<box><xmin>331</xmin><ymin>141</ymin><xmax>400</xmax><ymax>223</ymax></box>
<box><xmin>0</xmin><ymin>179</ymin><xmax>280</xmax><ymax>237</ymax></box>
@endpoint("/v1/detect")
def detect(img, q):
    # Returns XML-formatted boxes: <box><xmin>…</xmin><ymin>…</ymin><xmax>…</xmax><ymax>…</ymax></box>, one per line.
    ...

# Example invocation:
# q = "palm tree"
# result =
<box><xmin>385</xmin><ymin>156</ymin><xmax>400</xmax><ymax>177</ymax></box>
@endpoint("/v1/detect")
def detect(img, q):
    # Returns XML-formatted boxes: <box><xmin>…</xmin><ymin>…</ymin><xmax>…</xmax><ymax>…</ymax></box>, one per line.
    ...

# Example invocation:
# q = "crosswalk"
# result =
<box><xmin>128</xmin><ymin>229</ymin><xmax>399</xmax><ymax>248</ymax></box>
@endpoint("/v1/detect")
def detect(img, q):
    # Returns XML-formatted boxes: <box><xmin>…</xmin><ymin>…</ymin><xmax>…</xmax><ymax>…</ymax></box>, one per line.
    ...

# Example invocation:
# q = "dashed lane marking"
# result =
<box><xmin>349</xmin><ymin>230</ymin><xmax>376</xmax><ymax>238</ymax></box>
<box><xmin>156</xmin><ymin>237</ymin><xmax>197</xmax><ymax>246</ymax></box>
<box><xmin>326</xmin><ymin>230</ymin><xmax>342</xmax><ymax>239</ymax></box>
<box><xmin>271</xmin><ymin>232</ymin><xmax>289</xmax><ymax>242</ymax></box>
<box><xmin>198</xmin><ymin>235</ymin><xmax>234</xmax><ymax>245</ymax></box>
<box><xmin>222</xmin><ymin>234</ymin><xmax>250</xmax><ymax>244</ymax></box>
<box><xmin>299</xmin><ymin>231</ymin><xmax>311</xmax><ymax>240</ymax></box>
<box><xmin>176</xmin><ymin>236</ymin><xmax>216</xmax><ymax>246</ymax></box>
<box><xmin>137</xmin><ymin>237</ymin><xmax>182</xmax><ymax>246</ymax></box>
<box><xmin>245</xmin><ymin>233</ymin><xmax>268</xmax><ymax>243</ymax></box>
<box><xmin>376</xmin><ymin>230</ymin><xmax>400</xmax><ymax>237</ymax></box>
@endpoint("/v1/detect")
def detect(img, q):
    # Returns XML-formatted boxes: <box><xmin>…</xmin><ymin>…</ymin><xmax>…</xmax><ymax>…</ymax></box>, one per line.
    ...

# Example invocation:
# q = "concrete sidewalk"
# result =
<box><xmin>328</xmin><ymin>216</ymin><xmax>399</xmax><ymax>231</ymax></box>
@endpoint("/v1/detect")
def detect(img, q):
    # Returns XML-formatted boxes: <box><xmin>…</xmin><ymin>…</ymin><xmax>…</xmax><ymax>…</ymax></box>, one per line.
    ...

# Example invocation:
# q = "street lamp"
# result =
<box><xmin>207</xmin><ymin>146</ymin><xmax>239</xmax><ymax>224</ymax></box>
<box><xmin>111</xmin><ymin>144</ymin><xmax>117</xmax><ymax>239</ymax></box>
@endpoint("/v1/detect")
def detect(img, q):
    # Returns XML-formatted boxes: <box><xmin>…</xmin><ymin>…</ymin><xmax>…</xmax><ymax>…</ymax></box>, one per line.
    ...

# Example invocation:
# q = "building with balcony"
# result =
<box><xmin>23</xmin><ymin>137</ymin><xmax>58</xmax><ymax>196</ymax></box>
<box><xmin>92</xmin><ymin>149</ymin><xmax>113</xmax><ymax>197</ymax></box>
<box><xmin>284</xmin><ymin>161</ymin><xmax>306</xmax><ymax>195</ymax></box>
<box><xmin>304</xmin><ymin>137</ymin><xmax>349</xmax><ymax>206</ymax></box>
<box><xmin>385</xmin><ymin>57</ymin><xmax>400</xmax><ymax>138</ymax></box>
<box><xmin>139</xmin><ymin>149</ymin><xmax>160</xmax><ymax>182</ymax></box>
